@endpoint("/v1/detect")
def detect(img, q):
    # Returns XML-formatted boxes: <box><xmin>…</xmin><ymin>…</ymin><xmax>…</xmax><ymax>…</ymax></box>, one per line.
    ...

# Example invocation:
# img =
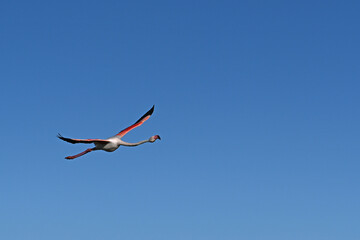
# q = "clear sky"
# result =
<box><xmin>1</xmin><ymin>0</ymin><xmax>359</xmax><ymax>239</ymax></box>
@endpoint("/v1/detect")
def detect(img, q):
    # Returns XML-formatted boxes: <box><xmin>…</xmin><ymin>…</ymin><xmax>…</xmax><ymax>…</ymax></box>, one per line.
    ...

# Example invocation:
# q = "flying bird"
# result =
<box><xmin>58</xmin><ymin>105</ymin><xmax>161</xmax><ymax>160</ymax></box>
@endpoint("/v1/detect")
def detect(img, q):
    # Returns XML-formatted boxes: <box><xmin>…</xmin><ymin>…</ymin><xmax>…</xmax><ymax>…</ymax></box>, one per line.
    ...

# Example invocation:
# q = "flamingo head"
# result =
<box><xmin>150</xmin><ymin>135</ymin><xmax>161</xmax><ymax>142</ymax></box>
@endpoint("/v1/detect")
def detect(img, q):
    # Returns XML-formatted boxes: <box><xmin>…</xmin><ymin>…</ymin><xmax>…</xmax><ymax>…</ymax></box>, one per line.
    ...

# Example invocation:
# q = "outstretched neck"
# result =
<box><xmin>122</xmin><ymin>139</ymin><xmax>150</xmax><ymax>147</ymax></box>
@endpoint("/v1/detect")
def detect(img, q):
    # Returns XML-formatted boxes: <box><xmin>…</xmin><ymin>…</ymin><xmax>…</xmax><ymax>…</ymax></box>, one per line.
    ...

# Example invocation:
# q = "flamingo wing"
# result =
<box><xmin>115</xmin><ymin>105</ymin><xmax>154</xmax><ymax>138</ymax></box>
<box><xmin>57</xmin><ymin>134</ymin><xmax>110</xmax><ymax>144</ymax></box>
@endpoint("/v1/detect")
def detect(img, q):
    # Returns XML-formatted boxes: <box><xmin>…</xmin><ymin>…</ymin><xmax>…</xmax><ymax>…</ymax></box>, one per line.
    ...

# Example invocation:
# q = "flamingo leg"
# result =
<box><xmin>65</xmin><ymin>148</ymin><xmax>94</xmax><ymax>160</ymax></box>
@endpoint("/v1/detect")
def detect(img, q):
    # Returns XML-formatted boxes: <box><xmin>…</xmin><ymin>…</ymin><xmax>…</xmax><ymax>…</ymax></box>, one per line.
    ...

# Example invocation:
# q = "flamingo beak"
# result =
<box><xmin>158</xmin><ymin>135</ymin><xmax>161</xmax><ymax>140</ymax></box>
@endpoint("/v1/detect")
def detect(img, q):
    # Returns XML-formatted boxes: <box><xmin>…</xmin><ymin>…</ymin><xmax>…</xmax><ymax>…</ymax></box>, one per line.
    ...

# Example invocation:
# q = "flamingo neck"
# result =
<box><xmin>122</xmin><ymin>139</ymin><xmax>150</xmax><ymax>147</ymax></box>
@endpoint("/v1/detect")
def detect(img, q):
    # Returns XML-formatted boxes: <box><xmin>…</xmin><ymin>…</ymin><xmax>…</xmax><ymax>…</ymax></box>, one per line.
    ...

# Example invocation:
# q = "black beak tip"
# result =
<box><xmin>158</xmin><ymin>135</ymin><xmax>161</xmax><ymax>140</ymax></box>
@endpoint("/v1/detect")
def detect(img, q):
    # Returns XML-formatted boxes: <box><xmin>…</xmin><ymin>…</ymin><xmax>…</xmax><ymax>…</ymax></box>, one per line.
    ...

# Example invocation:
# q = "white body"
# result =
<box><xmin>95</xmin><ymin>138</ymin><xmax>122</xmax><ymax>152</ymax></box>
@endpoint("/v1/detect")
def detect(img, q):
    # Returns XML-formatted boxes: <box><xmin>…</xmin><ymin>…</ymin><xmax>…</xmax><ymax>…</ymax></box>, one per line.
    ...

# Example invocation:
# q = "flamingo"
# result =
<box><xmin>58</xmin><ymin>105</ymin><xmax>161</xmax><ymax>160</ymax></box>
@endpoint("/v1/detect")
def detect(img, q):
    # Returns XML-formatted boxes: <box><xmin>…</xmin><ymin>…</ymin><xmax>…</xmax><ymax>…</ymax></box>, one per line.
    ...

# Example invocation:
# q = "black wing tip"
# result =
<box><xmin>145</xmin><ymin>105</ymin><xmax>155</xmax><ymax>118</ymax></box>
<box><xmin>149</xmin><ymin>105</ymin><xmax>155</xmax><ymax>115</ymax></box>
<box><xmin>57</xmin><ymin>133</ymin><xmax>67</xmax><ymax>141</ymax></box>
<box><xmin>57</xmin><ymin>133</ymin><xmax>76</xmax><ymax>144</ymax></box>
<box><xmin>134</xmin><ymin>105</ymin><xmax>155</xmax><ymax>124</ymax></box>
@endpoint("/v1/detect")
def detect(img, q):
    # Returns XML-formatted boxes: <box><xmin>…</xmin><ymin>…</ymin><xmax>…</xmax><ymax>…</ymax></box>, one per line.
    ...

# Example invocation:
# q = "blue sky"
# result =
<box><xmin>1</xmin><ymin>0</ymin><xmax>359</xmax><ymax>239</ymax></box>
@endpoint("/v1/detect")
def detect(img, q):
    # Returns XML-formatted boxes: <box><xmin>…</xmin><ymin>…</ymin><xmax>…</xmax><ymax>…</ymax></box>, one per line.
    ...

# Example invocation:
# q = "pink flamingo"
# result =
<box><xmin>58</xmin><ymin>105</ymin><xmax>161</xmax><ymax>160</ymax></box>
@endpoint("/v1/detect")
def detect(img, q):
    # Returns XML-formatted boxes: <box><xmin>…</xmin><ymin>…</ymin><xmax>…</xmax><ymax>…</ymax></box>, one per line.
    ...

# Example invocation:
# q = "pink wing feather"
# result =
<box><xmin>116</xmin><ymin>105</ymin><xmax>154</xmax><ymax>138</ymax></box>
